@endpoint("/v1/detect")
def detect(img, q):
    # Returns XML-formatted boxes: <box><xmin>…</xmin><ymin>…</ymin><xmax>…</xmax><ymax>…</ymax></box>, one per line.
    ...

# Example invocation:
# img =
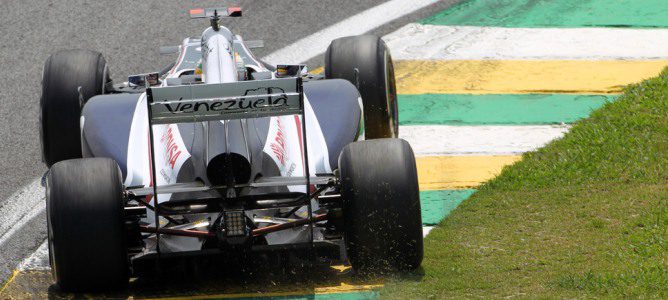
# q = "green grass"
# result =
<box><xmin>381</xmin><ymin>69</ymin><xmax>668</xmax><ymax>298</ymax></box>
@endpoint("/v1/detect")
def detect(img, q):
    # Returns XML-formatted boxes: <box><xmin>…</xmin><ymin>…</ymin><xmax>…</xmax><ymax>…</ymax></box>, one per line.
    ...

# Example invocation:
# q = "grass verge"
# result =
<box><xmin>381</xmin><ymin>69</ymin><xmax>668</xmax><ymax>298</ymax></box>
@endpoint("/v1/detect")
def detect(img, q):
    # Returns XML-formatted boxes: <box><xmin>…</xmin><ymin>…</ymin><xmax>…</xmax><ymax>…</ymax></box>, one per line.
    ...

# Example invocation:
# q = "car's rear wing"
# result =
<box><xmin>147</xmin><ymin>77</ymin><xmax>303</xmax><ymax>124</ymax></box>
<box><xmin>143</xmin><ymin>76</ymin><xmax>311</xmax><ymax>203</ymax></box>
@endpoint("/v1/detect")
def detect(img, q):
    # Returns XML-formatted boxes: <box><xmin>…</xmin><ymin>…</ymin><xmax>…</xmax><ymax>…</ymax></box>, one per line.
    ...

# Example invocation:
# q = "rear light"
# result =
<box><xmin>224</xmin><ymin>210</ymin><xmax>246</xmax><ymax>237</ymax></box>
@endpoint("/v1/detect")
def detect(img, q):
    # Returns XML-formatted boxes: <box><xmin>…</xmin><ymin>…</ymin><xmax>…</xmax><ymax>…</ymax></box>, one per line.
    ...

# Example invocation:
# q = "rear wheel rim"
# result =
<box><xmin>384</xmin><ymin>50</ymin><xmax>398</xmax><ymax>137</ymax></box>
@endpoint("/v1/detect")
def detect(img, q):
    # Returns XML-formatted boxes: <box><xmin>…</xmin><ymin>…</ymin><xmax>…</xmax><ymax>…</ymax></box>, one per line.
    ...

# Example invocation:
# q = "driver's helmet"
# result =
<box><xmin>195</xmin><ymin>60</ymin><xmax>203</xmax><ymax>75</ymax></box>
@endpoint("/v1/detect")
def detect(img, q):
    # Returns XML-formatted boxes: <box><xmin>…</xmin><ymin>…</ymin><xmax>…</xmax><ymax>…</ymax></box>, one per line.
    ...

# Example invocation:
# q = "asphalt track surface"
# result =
<box><xmin>0</xmin><ymin>0</ymin><xmax>461</xmax><ymax>287</ymax></box>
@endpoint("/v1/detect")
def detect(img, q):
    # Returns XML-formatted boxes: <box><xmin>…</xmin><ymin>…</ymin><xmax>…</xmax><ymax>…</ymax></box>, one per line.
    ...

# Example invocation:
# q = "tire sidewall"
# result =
<box><xmin>40</xmin><ymin>50</ymin><xmax>107</xmax><ymax>167</ymax></box>
<box><xmin>339</xmin><ymin>139</ymin><xmax>423</xmax><ymax>272</ymax></box>
<box><xmin>47</xmin><ymin>158</ymin><xmax>128</xmax><ymax>291</ymax></box>
<box><xmin>325</xmin><ymin>35</ymin><xmax>399</xmax><ymax>139</ymax></box>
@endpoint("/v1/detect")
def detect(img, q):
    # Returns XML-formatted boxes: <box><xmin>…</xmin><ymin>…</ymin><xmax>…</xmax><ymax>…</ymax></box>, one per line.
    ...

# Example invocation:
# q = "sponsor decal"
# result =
<box><xmin>160</xmin><ymin>126</ymin><xmax>182</xmax><ymax>169</ymax></box>
<box><xmin>201</xmin><ymin>42</ymin><xmax>213</xmax><ymax>56</ymax></box>
<box><xmin>270</xmin><ymin>117</ymin><xmax>287</xmax><ymax>166</ymax></box>
<box><xmin>160</xmin><ymin>87</ymin><xmax>288</xmax><ymax>114</ymax></box>
<box><xmin>159</xmin><ymin>169</ymin><xmax>171</xmax><ymax>184</ymax></box>
<box><xmin>264</xmin><ymin>116</ymin><xmax>300</xmax><ymax>179</ymax></box>
<box><xmin>285</xmin><ymin>162</ymin><xmax>296</xmax><ymax>177</ymax></box>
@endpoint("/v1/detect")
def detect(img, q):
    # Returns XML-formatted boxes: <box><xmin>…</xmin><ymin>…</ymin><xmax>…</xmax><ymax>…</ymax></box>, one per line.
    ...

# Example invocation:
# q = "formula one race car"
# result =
<box><xmin>40</xmin><ymin>7</ymin><xmax>422</xmax><ymax>291</ymax></box>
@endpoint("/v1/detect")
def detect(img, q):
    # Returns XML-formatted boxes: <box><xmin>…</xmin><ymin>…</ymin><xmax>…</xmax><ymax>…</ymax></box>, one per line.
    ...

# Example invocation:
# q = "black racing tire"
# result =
<box><xmin>40</xmin><ymin>49</ymin><xmax>109</xmax><ymax>167</ymax></box>
<box><xmin>325</xmin><ymin>35</ymin><xmax>398</xmax><ymax>139</ymax></box>
<box><xmin>339</xmin><ymin>138</ymin><xmax>423</xmax><ymax>273</ymax></box>
<box><xmin>46</xmin><ymin>158</ymin><xmax>129</xmax><ymax>292</ymax></box>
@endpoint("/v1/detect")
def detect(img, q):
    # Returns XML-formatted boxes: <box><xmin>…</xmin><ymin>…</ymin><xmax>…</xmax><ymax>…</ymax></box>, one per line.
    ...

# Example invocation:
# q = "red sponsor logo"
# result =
<box><xmin>161</xmin><ymin>126</ymin><xmax>182</xmax><ymax>169</ymax></box>
<box><xmin>270</xmin><ymin>118</ymin><xmax>287</xmax><ymax>166</ymax></box>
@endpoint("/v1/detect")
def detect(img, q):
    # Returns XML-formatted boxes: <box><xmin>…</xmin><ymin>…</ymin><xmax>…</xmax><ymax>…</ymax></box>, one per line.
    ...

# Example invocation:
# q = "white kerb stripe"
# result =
<box><xmin>0</xmin><ymin>179</ymin><xmax>45</xmax><ymax>247</ymax></box>
<box><xmin>400</xmin><ymin>125</ymin><xmax>569</xmax><ymax>156</ymax></box>
<box><xmin>422</xmin><ymin>226</ymin><xmax>434</xmax><ymax>237</ymax></box>
<box><xmin>384</xmin><ymin>24</ymin><xmax>668</xmax><ymax>60</ymax></box>
<box><xmin>18</xmin><ymin>240</ymin><xmax>49</xmax><ymax>271</ymax></box>
<box><xmin>261</xmin><ymin>0</ymin><xmax>441</xmax><ymax>65</ymax></box>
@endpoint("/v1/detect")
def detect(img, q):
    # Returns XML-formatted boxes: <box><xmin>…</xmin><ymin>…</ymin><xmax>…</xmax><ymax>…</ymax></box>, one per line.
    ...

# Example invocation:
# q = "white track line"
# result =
<box><xmin>400</xmin><ymin>125</ymin><xmax>569</xmax><ymax>156</ymax></box>
<box><xmin>261</xmin><ymin>0</ymin><xmax>440</xmax><ymax>65</ymax></box>
<box><xmin>384</xmin><ymin>24</ymin><xmax>668</xmax><ymax>60</ymax></box>
<box><xmin>17</xmin><ymin>240</ymin><xmax>49</xmax><ymax>271</ymax></box>
<box><xmin>0</xmin><ymin>178</ymin><xmax>44</xmax><ymax>247</ymax></box>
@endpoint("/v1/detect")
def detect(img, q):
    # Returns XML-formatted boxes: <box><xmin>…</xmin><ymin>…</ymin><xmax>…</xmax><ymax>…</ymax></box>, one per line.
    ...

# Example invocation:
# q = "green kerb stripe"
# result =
<box><xmin>399</xmin><ymin>94</ymin><xmax>615</xmax><ymax>126</ymax></box>
<box><xmin>421</xmin><ymin>190</ymin><xmax>476</xmax><ymax>225</ymax></box>
<box><xmin>420</xmin><ymin>0</ymin><xmax>668</xmax><ymax>28</ymax></box>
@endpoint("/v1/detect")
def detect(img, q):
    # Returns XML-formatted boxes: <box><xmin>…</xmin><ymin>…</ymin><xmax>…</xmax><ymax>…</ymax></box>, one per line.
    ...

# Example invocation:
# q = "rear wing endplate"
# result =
<box><xmin>146</xmin><ymin>77</ymin><xmax>303</xmax><ymax>124</ymax></box>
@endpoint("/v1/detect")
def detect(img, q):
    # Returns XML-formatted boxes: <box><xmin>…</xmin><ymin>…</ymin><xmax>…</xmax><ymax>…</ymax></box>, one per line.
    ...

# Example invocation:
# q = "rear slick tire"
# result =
<box><xmin>325</xmin><ymin>35</ymin><xmax>399</xmax><ymax>139</ymax></box>
<box><xmin>47</xmin><ymin>158</ymin><xmax>129</xmax><ymax>292</ymax></box>
<box><xmin>339</xmin><ymin>138</ymin><xmax>423</xmax><ymax>273</ymax></box>
<box><xmin>40</xmin><ymin>49</ymin><xmax>109</xmax><ymax>167</ymax></box>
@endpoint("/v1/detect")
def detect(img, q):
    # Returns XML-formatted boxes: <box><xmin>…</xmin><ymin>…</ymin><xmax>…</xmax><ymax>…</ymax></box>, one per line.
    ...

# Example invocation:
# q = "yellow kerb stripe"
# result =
<box><xmin>310</xmin><ymin>66</ymin><xmax>324</xmax><ymax>74</ymax></box>
<box><xmin>416</xmin><ymin>155</ymin><xmax>522</xmax><ymax>190</ymax></box>
<box><xmin>395</xmin><ymin>60</ymin><xmax>668</xmax><ymax>95</ymax></box>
